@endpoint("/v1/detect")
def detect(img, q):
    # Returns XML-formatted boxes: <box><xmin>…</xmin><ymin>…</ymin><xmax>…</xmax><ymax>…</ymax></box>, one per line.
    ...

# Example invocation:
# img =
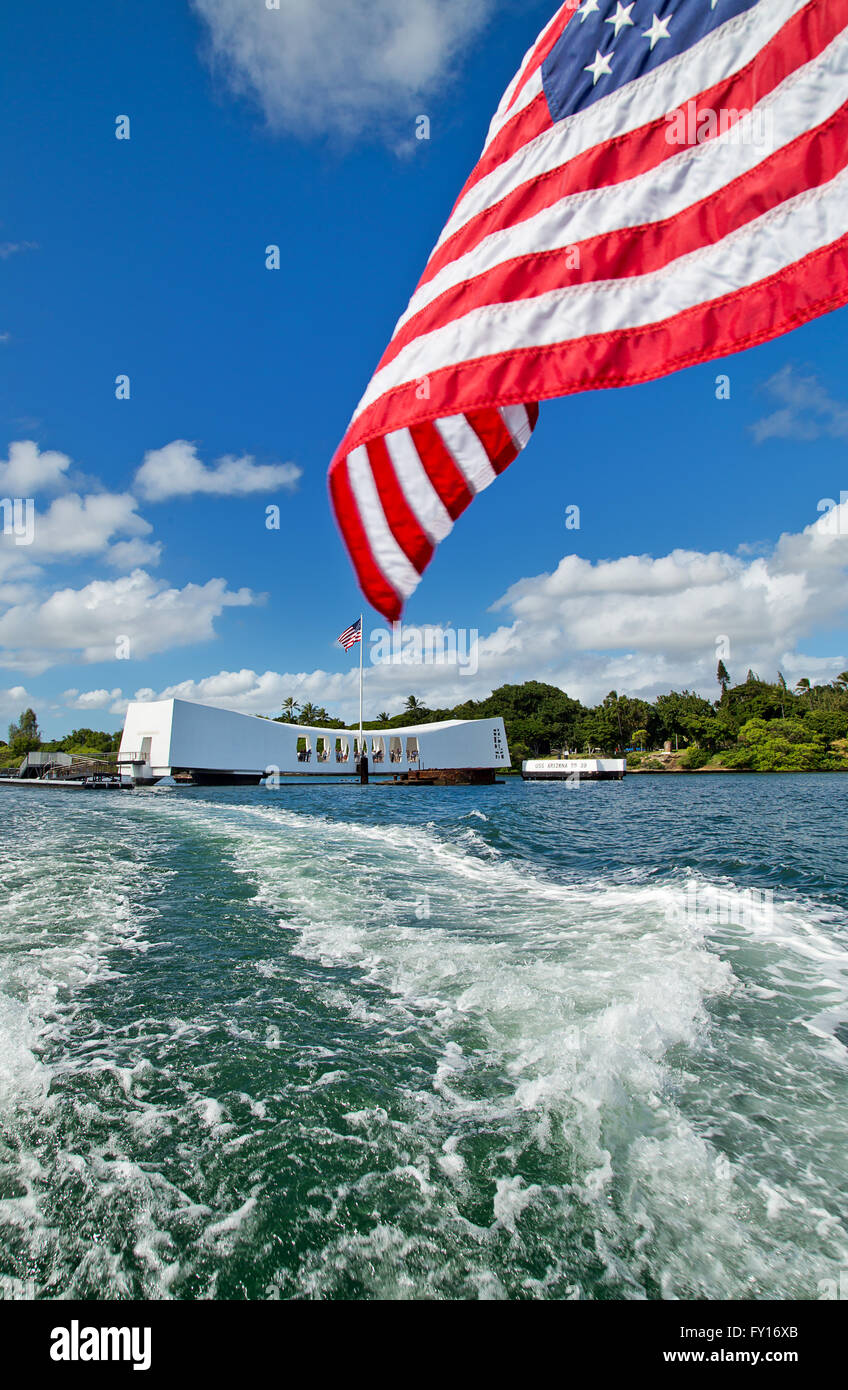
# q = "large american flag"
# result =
<box><xmin>329</xmin><ymin>0</ymin><xmax>848</xmax><ymax>621</ymax></box>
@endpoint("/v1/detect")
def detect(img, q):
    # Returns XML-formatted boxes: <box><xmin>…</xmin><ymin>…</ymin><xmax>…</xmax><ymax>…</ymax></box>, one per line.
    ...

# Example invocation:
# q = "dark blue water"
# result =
<box><xmin>0</xmin><ymin>774</ymin><xmax>846</xmax><ymax>1299</ymax></box>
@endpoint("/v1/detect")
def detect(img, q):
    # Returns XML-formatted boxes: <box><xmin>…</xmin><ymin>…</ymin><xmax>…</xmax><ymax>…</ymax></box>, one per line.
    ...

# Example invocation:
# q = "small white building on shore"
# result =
<box><xmin>118</xmin><ymin>698</ymin><xmax>510</xmax><ymax>785</ymax></box>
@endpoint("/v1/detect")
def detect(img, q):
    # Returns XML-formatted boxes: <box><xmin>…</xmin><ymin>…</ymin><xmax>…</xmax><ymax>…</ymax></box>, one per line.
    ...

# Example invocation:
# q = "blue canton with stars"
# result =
<box><xmin>541</xmin><ymin>0</ymin><xmax>762</xmax><ymax>123</ymax></box>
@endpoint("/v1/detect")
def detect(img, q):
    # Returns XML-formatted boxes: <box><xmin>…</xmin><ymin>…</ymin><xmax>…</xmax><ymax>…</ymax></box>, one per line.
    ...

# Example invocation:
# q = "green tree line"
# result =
<box><xmin>5</xmin><ymin>667</ymin><xmax>848</xmax><ymax>773</ymax></box>
<box><xmin>277</xmin><ymin>668</ymin><xmax>848</xmax><ymax>772</ymax></box>
<box><xmin>1</xmin><ymin>709</ymin><xmax>122</xmax><ymax>765</ymax></box>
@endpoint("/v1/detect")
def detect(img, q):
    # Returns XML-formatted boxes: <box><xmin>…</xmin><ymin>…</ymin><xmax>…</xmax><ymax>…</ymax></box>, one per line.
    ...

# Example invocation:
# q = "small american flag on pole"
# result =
<box><xmin>329</xmin><ymin>0</ymin><xmax>848</xmax><ymax>621</ymax></box>
<box><xmin>337</xmin><ymin>618</ymin><xmax>362</xmax><ymax>651</ymax></box>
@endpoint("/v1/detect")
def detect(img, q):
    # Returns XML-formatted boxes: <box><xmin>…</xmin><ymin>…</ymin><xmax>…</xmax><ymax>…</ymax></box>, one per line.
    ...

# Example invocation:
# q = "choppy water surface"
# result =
<box><xmin>0</xmin><ymin>775</ymin><xmax>846</xmax><ymax>1300</ymax></box>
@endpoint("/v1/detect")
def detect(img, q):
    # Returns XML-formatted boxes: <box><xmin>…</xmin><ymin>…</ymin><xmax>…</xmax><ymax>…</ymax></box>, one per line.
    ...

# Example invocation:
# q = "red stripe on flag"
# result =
<box><xmin>366</xmin><ymin>436</ymin><xmax>434</xmax><ymax>573</ymax></box>
<box><xmin>504</xmin><ymin>3</ymin><xmax>575</xmax><ymax>113</ymax></box>
<box><xmin>466</xmin><ymin>408</ymin><xmax>520</xmax><ymax>475</ymax></box>
<box><xmin>328</xmin><ymin>458</ymin><xmax>403</xmax><ymax>622</ymax></box>
<box><xmin>464</xmin><ymin>91</ymin><xmax>554</xmax><ymax>198</ymax></box>
<box><xmin>376</xmin><ymin>104</ymin><xmax>848</xmax><ymax>373</ymax></box>
<box><xmin>408</xmin><ymin>421</ymin><xmax>474</xmax><ymax>520</ymax></box>
<box><xmin>336</xmin><ymin>233</ymin><xmax>848</xmax><ymax>461</ymax></box>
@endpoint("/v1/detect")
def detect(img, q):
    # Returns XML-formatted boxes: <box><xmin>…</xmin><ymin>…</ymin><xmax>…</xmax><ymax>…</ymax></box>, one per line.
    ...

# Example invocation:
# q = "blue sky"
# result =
<box><xmin>1</xmin><ymin>0</ymin><xmax>846</xmax><ymax>736</ymax></box>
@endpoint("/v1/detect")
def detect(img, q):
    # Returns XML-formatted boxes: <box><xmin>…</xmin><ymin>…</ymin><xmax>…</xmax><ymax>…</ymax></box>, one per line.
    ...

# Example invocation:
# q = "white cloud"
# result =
<box><xmin>0</xmin><ymin>242</ymin><xmax>38</xmax><ymax>260</ymax></box>
<box><xmin>0</xmin><ymin>570</ymin><xmax>258</xmax><ymax>675</ymax></box>
<box><xmin>104</xmin><ymin>538</ymin><xmax>163</xmax><ymax>569</ymax></box>
<box><xmin>0</xmin><ymin>549</ymin><xmax>40</xmax><ymax>588</ymax></box>
<box><xmin>62</xmin><ymin>687</ymin><xmax>124</xmax><ymax>712</ymax></box>
<box><xmin>73</xmin><ymin>499</ymin><xmax>848</xmax><ymax>722</ymax></box>
<box><xmin>67</xmin><ymin>667</ymin><xmax>374</xmax><ymax>721</ymax></box>
<box><xmin>158</xmin><ymin>667</ymin><xmax>356</xmax><ymax>711</ymax></box>
<box><xmin>751</xmin><ymin>366</ymin><xmax>848</xmax><ymax>443</ymax></box>
<box><xmin>189</xmin><ymin>0</ymin><xmax>494</xmax><ymax>139</ymax></box>
<box><xmin>1</xmin><ymin>491</ymin><xmax>158</xmax><ymax>586</ymax></box>
<box><xmin>478</xmin><ymin>499</ymin><xmax>848</xmax><ymax>701</ymax></box>
<box><xmin>0</xmin><ymin>581</ymin><xmax>38</xmax><ymax>605</ymax></box>
<box><xmin>776</xmin><ymin>652</ymin><xmax>848</xmax><ymax>687</ymax></box>
<box><xmin>0</xmin><ymin>685</ymin><xmax>35</xmax><ymax>721</ymax></box>
<box><xmin>134</xmin><ymin>440</ymin><xmax>302</xmax><ymax>501</ymax></box>
<box><xmin>0</xmin><ymin>440</ymin><xmax>73</xmax><ymax>495</ymax></box>
<box><xmin>30</xmin><ymin>493</ymin><xmax>154</xmax><ymax>560</ymax></box>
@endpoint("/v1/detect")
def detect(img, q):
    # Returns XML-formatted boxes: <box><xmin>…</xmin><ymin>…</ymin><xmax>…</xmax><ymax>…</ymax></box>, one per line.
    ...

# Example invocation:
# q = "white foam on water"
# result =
<box><xmin>0</xmin><ymin>994</ymin><xmax>49</xmax><ymax>1105</ymax></box>
<box><xmin>4</xmin><ymin>790</ymin><xmax>847</xmax><ymax>1300</ymax></box>
<box><xmin>0</xmin><ymin>808</ymin><xmax>152</xmax><ymax>1110</ymax></box>
<box><xmin>0</xmin><ymin>801</ymin><xmax>220</xmax><ymax>1297</ymax></box>
<box><xmin>203</xmin><ymin>1195</ymin><xmax>258</xmax><ymax>1247</ymax></box>
<box><xmin>197</xmin><ymin>1097</ymin><xmax>226</xmax><ymax>1129</ymax></box>
<box><xmin>130</xmin><ymin>794</ymin><xmax>848</xmax><ymax>1299</ymax></box>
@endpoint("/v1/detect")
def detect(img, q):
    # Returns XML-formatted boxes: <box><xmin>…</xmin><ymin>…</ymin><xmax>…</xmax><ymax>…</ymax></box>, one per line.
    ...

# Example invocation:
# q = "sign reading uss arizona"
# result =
<box><xmin>522</xmin><ymin>759</ymin><xmax>626</xmax><ymax>782</ymax></box>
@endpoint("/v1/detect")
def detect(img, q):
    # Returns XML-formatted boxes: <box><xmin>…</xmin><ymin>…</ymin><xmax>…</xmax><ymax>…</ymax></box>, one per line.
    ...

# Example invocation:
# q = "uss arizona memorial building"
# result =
<box><xmin>118</xmin><ymin>698</ymin><xmax>511</xmax><ymax>785</ymax></box>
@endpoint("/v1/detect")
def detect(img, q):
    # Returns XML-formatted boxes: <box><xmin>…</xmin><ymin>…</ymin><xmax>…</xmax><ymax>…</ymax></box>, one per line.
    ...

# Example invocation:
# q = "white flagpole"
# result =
<box><xmin>358</xmin><ymin>614</ymin><xmax>364</xmax><ymax>754</ymax></box>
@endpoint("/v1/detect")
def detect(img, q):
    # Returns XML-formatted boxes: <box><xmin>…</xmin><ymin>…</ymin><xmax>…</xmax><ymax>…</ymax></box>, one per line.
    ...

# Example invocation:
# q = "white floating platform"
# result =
<box><xmin>0</xmin><ymin>776</ymin><xmax>132</xmax><ymax>791</ymax></box>
<box><xmin>522</xmin><ymin>758</ymin><xmax>626</xmax><ymax>782</ymax></box>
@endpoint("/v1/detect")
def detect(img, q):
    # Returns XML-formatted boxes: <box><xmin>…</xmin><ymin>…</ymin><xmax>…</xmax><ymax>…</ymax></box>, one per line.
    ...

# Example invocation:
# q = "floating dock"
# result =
<box><xmin>0</xmin><ymin>775</ymin><xmax>132</xmax><ymax>791</ymax></box>
<box><xmin>522</xmin><ymin>758</ymin><xmax>626</xmax><ymax>782</ymax></box>
<box><xmin>0</xmin><ymin>752</ymin><xmax>133</xmax><ymax>791</ymax></box>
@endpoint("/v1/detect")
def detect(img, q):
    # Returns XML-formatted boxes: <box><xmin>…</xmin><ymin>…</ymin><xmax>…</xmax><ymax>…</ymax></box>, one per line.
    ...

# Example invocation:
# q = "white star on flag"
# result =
<box><xmin>606</xmin><ymin>2</ymin><xmax>635</xmax><ymax>36</ymax></box>
<box><xmin>643</xmin><ymin>12</ymin><xmax>673</xmax><ymax>49</ymax></box>
<box><xmin>578</xmin><ymin>0</ymin><xmax>600</xmax><ymax>20</ymax></box>
<box><xmin>584</xmin><ymin>48</ymin><xmax>614</xmax><ymax>84</ymax></box>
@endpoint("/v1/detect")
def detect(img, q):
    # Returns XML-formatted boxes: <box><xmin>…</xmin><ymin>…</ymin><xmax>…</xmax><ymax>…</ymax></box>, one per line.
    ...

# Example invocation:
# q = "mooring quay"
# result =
<box><xmin>0</xmin><ymin>751</ymin><xmax>132</xmax><ymax>791</ymax></box>
<box><xmin>117</xmin><ymin>698</ymin><xmax>511</xmax><ymax>787</ymax></box>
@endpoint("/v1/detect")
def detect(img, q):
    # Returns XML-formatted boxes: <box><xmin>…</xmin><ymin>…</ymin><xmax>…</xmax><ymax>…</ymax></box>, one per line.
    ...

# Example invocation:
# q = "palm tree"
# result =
<box><xmin>280</xmin><ymin>697</ymin><xmax>299</xmax><ymax>723</ymax></box>
<box><xmin>298</xmin><ymin>701</ymin><xmax>319</xmax><ymax>725</ymax></box>
<box><xmin>404</xmin><ymin>695</ymin><xmax>423</xmax><ymax>714</ymax></box>
<box><xmin>377</xmin><ymin>711</ymin><xmax>391</xmax><ymax>724</ymax></box>
<box><xmin>795</xmin><ymin>677</ymin><xmax>811</xmax><ymax>697</ymax></box>
<box><xmin>834</xmin><ymin>672</ymin><xmax>848</xmax><ymax>692</ymax></box>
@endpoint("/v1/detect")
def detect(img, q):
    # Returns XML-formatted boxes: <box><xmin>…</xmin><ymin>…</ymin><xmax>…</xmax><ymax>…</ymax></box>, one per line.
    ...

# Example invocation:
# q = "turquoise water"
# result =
<box><xmin>0</xmin><ymin>775</ymin><xmax>846</xmax><ymax>1300</ymax></box>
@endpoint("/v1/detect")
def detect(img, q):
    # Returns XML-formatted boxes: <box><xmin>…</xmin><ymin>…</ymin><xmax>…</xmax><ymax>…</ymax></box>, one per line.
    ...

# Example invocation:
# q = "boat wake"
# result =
<box><xmin>0</xmin><ymin>789</ymin><xmax>846</xmax><ymax>1299</ymax></box>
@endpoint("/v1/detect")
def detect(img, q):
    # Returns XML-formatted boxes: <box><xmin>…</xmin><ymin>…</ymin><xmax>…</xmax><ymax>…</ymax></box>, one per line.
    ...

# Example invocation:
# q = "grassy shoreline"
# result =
<box><xmin>626</xmin><ymin>755</ymin><xmax>848</xmax><ymax>774</ymax></box>
<box><xmin>626</xmin><ymin>763</ymin><xmax>848</xmax><ymax>774</ymax></box>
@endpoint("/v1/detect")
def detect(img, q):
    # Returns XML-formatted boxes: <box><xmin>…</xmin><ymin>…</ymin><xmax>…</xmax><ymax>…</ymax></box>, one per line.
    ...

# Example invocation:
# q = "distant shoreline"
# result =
<box><xmin>505</xmin><ymin>762</ymin><xmax>848</xmax><ymax>776</ymax></box>
<box><xmin>626</xmin><ymin>765</ymin><xmax>848</xmax><ymax>775</ymax></box>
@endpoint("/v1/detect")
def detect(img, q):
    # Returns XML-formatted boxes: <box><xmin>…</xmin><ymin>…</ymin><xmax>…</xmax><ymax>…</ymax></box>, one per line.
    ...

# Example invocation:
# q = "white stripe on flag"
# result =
<box><xmin>384</xmin><ymin>429</ymin><xmax>454</xmax><ymax>544</ymax></box>
<box><xmin>354</xmin><ymin>164</ymin><xmax>848</xmax><ymax>416</ymax></box>
<box><xmin>500</xmin><ymin>404</ymin><xmax>532</xmax><ymax>450</ymax></box>
<box><xmin>346</xmin><ymin>446</ymin><xmax>422</xmax><ymax>598</ymax></box>
<box><xmin>435</xmin><ymin>416</ymin><xmax>498</xmax><ymax>494</ymax></box>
